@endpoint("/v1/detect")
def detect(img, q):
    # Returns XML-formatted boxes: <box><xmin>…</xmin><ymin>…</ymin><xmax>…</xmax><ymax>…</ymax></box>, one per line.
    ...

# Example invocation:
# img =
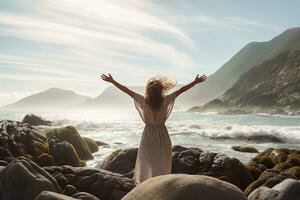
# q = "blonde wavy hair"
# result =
<box><xmin>145</xmin><ymin>75</ymin><xmax>176</xmax><ymax>110</ymax></box>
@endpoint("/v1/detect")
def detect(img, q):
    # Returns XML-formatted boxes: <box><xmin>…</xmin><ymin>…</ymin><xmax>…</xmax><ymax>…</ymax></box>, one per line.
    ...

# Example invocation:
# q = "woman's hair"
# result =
<box><xmin>145</xmin><ymin>75</ymin><xmax>176</xmax><ymax>109</ymax></box>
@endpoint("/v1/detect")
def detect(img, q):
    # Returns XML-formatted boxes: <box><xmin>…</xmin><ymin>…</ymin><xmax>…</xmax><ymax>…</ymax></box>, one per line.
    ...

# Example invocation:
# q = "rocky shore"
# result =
<box><xmin>0</xmin><ymin>115</ymin><xmax>299</xmax><ymax>199</ymax></box>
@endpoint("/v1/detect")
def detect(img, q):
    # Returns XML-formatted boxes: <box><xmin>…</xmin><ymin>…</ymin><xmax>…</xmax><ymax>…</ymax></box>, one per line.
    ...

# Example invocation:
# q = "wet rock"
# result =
<box><xmin>35</xmin><ymin>153</ymin><xmax>55</xmax><ymax>167</ymax></box>
<box><xmin>49</xmin><ymin>140</ymin><xmax>82</xmax><ymax>167</ymax></box>
<box><xmin>0</xmin><ymin>160</ymin><xmax>8</xmax><ymax>166</ymax></box>
<box><xmin>0</xmin><ymin>157</ymin><xmax>61</xmax><ymax>200</ymax></box>
<box><xmin>83</xmin><ymin>137</ymin><xmax>99</xmax><ymax>153</ymax></box>
<box><xmin>122</xmin><ymin>174</ymin><xmax>247</xmax><ymax>200</ymax></box>
<box><xmin>287</xmin><ymin>166</ymin><xmax>300</xmax><ymax>179</ymax></box>
<box><xmin>248</xmin><ymin>178</ymin><xmax>300</xmax><ymax>200</ymax></box>
<box><xmin>47</xmin><ymin>126</ymin><xmax>93</xmax><ymax>160</ymax></box>
<box><xmin>232</xmin><ymin>146</ymin><xmax>259</xmax><ymax>153</ymax></box>
<box><xmin>99</xmin><ymin>148</ymin><xmax>138</xmax><ymax>176</ymax></box>
<box><xmin>244</xmin><ymin>169</ymin><xmax>297</xmax><ymax>196</ymax></box>
<box><xmin>270</xmin><ymin>149</ymin><xmax>288</xmax><ymax>164</ymax></box>
<box><xmin>22</xmin><ymin>114</ymin><xmax>52</xmax><ymax>126</ymax></box>
<box><xmin>100</xmin><ymin>146</ymin><xmax>252</xmax><ymax>190</ymax></box>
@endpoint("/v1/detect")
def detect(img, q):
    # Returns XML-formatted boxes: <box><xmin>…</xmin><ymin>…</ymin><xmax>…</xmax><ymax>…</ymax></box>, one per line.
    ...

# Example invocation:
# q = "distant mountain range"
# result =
<box><xmin>2</xmin><ymin>88</ymin><xmax>88</xmax><ymax>110</ymax></box>
<box><xmin>2</xmin><ymin>28</ymin><xmax>300</xmax><ymax>112</ymax></box>
<box><xmin>177</xmin><ymin>27</ymin><xmax>300</xmax><ymax>108</ymax></box>
<box><xmin>189</xmin><ymin>50</ymin><xmax>300</xmax><ymax>115</ymax></box>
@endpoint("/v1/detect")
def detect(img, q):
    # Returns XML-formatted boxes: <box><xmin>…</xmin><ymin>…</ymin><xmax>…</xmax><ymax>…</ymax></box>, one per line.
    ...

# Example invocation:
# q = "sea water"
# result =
<box><xmin>0</xmin><ymin>109</ymin><xmax>299</xmax><ymax>167</ymax></box>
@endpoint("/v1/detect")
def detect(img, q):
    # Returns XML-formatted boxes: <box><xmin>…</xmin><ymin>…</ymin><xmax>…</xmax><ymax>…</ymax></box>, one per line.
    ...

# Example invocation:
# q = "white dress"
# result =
<box><xmin>133</xmin><ymin>92</ymin><xmax>176</xmax><ymax>184</ymax></box>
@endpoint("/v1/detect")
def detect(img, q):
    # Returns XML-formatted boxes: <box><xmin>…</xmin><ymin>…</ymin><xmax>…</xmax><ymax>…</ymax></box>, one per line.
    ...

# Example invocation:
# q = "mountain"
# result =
<box><xmin>189</xmin><ymin>50</ymin><xmax>300</xmax><ymax>115</ymax></box>
<box><xmin>178</xmin><ymin>28</ymin><xmax>300</xmax><ymax>108</ymax></box>
<box><xmin>2</xmin><ymin>87</ymin><xmax>89</xmax><ymax>110</ymax></box>
<box><xmin>77</xmin><ymin>86</ymin><xmax>144</xmax><ymax>109</ymax></box>
<box><xmin>77</xmin><ymin>85</ymin><xmax>183</xmax><ymax>109</ymax></box>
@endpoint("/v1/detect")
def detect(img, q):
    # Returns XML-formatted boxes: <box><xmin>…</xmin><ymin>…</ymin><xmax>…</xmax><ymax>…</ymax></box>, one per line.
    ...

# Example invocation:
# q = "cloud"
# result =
<box><xmin>0</xmin><ymin>0</ymin><xmax>194</xmax><ymax>76</ymax></box>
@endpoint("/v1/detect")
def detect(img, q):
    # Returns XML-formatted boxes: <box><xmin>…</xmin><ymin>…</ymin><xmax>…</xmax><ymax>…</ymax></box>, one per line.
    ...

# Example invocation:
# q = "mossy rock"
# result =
<box><xmin>273</xmin><ymin>162</ymin><xmax>293</xmax><ymax>171</ymax></box>
<box><xmin>287</xmin><ymin>166</ymin><xmax>300</xmax><ymax>179</ymax></box>
<box><xmin>36</xmin><ymin>153</ymin><xmax>55</xmax><ymax>167</ymax></box>
<box><xmin>49</xmin><ymin>140</ymin><xmax>81</xmax><ymax>167</ymax></box>
<box><xmin>286</xmin><ymin>153</ymin><xmax>300</xmax><ymax>166</ymax></box>
<box><xmin>270</xmin><ymin>149</ymin><xmax>288</xmax><ymax>165</ymax></box>
<box><xmin>83</xmin><ymin>137</ymin><xmax>99</xmax><ymax>153</ymax></box>
<box><xmin>47</xmin><ymin>126</ymin><xmax>93</xmax><ymax>160</ymax></box>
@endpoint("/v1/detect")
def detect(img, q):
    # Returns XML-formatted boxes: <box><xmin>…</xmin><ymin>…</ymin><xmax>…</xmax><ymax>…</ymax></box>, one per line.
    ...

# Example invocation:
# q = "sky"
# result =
<box><xmin>0</xmin><ymin>0</ymin><xmax>300</xmax><ymax>106</ymax></box>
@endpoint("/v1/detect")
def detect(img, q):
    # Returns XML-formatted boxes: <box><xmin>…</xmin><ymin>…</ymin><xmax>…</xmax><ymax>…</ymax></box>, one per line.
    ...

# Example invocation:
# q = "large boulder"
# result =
<box><xmin>122</xmin><ymin>174</ymin><xmax>247</xmax><ymax>200</ymax></box>
<box><xmin>47</xmin><ymin>126</ymin><xmax>93</xmax><ymax>160</ymax></box>
<box><xmin>49</xmin><ymin>140</ymin><xmax>83</xmax><ymax>167</ymax></box>
<box><xmin>22</xmin><ymin>114</ymin><xmax>52</xmax><ymax>126</ymax></box>
<box><xmin>248</xmin><ymin>178</ymin><xmax>300</xmax><ymax>200</ymax></box>
<box><xmin>0</xmin><ymin>157</ymin><xmax>61</xmax><ymax>200</ymax></box>
<box><xmin>99</xmin><ymin>146</ymin><xmax>252</xmax><ymax>190</ymax></box>
<box><xmin>99</xmin><ymin>148</ymin><xmax>138</xmax><ymax>176</ymax></box>
<box><xmin>35</xmin><ymin>191</ymin><xmax>99</xmax><ymax>200</ymax></box>
<box><xmin>43</xmin><ymin>165</ymin><xmax>135</xmax><ymax>200</ymax></box>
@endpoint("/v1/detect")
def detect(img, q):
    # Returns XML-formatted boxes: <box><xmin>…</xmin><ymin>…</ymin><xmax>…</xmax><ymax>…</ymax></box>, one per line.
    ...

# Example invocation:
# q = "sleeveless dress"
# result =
<box><xmin>133</xmin><ymin>92</ymin><xmax>176</xmax><ymax>184</ymax></box>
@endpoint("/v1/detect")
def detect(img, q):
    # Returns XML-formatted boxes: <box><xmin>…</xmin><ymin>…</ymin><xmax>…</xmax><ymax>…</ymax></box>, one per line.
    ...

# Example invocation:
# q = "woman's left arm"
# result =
<box><xmin>100</xmin><ymin>74</ymin><xmax>135</xmax><ymax>98</ymax></box>
<box><xmin>172</xmin><ymin>74</ymin><xmax>207</xmax><ymax>97</ymax></box>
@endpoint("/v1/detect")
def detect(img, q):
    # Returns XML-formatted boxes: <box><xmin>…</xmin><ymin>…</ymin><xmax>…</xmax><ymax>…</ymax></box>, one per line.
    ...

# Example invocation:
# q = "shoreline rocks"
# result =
<box><xmin>0</xmin><ymin>119</ymin><xmax>100</xmax><ymax>167</ymax></box>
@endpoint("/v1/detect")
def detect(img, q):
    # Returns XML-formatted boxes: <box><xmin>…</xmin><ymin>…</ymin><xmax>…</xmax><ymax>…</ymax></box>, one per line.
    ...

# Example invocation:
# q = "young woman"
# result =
<box><xmin>101</xmin><ymin>74</ymin><xmax>207</xmax><ymax>184</ymax></box>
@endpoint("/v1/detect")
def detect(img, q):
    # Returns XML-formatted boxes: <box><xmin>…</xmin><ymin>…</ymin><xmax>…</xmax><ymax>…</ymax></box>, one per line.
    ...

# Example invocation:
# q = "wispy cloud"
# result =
<box><xmin>0</xmin><ymin>0</ymin><xmax>197</xmax><ymax>96</ymax></box>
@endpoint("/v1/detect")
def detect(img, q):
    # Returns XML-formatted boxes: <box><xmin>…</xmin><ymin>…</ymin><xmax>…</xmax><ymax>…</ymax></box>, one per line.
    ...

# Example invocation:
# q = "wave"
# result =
<box><xmin>169</xmin><ymin>123</ymin><xmax>300</xmax><ymax>144</ymax></box>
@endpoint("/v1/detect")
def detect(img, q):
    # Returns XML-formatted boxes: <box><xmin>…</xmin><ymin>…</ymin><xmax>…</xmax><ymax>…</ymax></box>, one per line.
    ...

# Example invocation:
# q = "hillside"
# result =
<box><xmin>178</xmin><ymin>28</ymin><xmax>300</xmax><ymax>108</ymax></box>
<box><xmin>2</xmin><ymin>88</ymin><xmax>88</xmax><ymax>110</ymax></box>
<box><xmin>189</xmin><ymin>50</ymin><xmax>300</xmax><ymax>115</ymax></box>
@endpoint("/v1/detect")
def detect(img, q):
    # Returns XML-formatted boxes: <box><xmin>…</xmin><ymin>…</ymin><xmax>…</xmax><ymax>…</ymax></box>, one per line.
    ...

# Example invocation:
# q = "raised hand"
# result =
<box><xmin>101</xmin><ymin>73</ymin><xmax>114</xmax><ymax>83</ymax></box>
<box><xmin>194</xmin><ymin>74</ymin><xmax>207</xmax><ymax>84</ymax></box>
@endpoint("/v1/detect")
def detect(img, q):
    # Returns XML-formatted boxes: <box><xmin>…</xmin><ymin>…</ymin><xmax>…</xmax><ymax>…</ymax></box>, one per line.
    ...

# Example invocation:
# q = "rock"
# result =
<box><xmin>72</xmin><ymin>192</ymin><xmax>99</xmax><ymax>200</ymax></box>
<box><xmin>248</xmin><ymin>178</ymin><xmax>300</xmax><ymax>200</ymax></box>
<box><xmin>99</xmin><ymin>148</ymin><xmax>138</xmax><ymax>176</ymax></box>
<box><xmin>22</xmin><ymin>114</ymin><xmax>52</xmax><ymax>126</ymax></box>
<box><xmin>287</xmin><ymin>166</ymin><xmax>300</xmax><ymax>179</ymax></box>
<box><xmin>95</xmin><ymin>140</ymin><xmax>108</xmax><ymax>146</ymax></box>
<box><xmin>244</xmin><ymin>169</ymin><xmax>297</xmax><ymax>196</ymax></box>
<box><xmin>0</xmin><ymin>157</ymin><xmax>61</xmax><ymax>200</ymax></box>
<box><xmin>49</xmin><ymin>140</ymin><xmax>82</xmax><ymax>167</ymax></box>
<box><xmin>43</xmin><ymin>166</ymin><xmax>135</xmax><ymax>200</ymax></box>
<box><xmin>35</xmin><ymin>153</ymin><xmax>55</xmax><ymax>167</ymax></box>
<box><xmin>99</xmin><ymin>146</ymin><xmax>252</xmax><ymax>190</ymax></box>
<box><xmin>35</xmin><ymin>191</ymin><xmax>100</xmax><ymax>200</ymax></box>
<box><xmin>270</xmin><ymin>149</ymin><xmax>288</xmax><ymax>164</ymax></box>
<box><xmin>47</xmin><ymin>126</ymin><xmax>93</xmax><ymax>160</ymax></box>
<box><xmin>122</xmin><ymin>174</ymin><xmax>247</xmax><ymax>200</ymax></box>
<box><xmin>0</xmin><ymin>120</ymin><xmax>48</xmax><ymax>161</ymax></box>
<box><xmin>83</xmin><ymin>137</ymin><xmax>99</xmax><ymax>153</ymax></box>
<box><xmin>231</xmin><ymin>146</ymin><xmax>259</xmax><ymax>153</ymax></box>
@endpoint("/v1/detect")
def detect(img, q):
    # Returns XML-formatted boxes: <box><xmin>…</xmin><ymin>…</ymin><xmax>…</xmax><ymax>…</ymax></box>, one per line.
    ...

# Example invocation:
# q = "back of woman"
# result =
<box><xmin>100</xmin><ymin>73</ymin><xmax>207</xmax><ymax>184</ymax></box>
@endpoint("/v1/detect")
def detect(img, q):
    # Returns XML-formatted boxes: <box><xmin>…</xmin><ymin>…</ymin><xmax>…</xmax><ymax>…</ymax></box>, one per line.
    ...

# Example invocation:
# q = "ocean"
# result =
<box><xmin>0</xmin><ymin>109</ymin><xmax>299</xmax><ymax>167</ymax></box>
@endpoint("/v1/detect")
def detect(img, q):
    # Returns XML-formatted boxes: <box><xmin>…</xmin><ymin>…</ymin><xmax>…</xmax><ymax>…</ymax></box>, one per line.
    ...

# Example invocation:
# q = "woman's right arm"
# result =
<box><xmin>172</xmin><ymin>74</ymin><xmax>207</xmax><ymax>97</ymax></box>
<box><xmin>100</xmin><ymin>74</ymin><xmax>135</xmax><ymax>98</ymax></box>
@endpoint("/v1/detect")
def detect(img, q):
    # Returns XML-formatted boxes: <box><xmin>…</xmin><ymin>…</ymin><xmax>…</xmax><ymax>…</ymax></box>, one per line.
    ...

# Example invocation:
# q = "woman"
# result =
<box><xmin>101</xmin><ymin>73</ymin><xmax>207</xmax><ymax>184</ymax></box>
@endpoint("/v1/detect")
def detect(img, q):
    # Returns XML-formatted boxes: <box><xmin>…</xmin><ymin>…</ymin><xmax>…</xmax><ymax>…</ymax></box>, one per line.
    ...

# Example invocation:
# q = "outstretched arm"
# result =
<box><xmin>172</xmin><ymin>74</ymin><xmax>207</xmax><ymax>97</ymax></box>
<box><xmin>100</xmin><ymin>74</ymin><xmax>135</xmax><ymax>98</ymax></box>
